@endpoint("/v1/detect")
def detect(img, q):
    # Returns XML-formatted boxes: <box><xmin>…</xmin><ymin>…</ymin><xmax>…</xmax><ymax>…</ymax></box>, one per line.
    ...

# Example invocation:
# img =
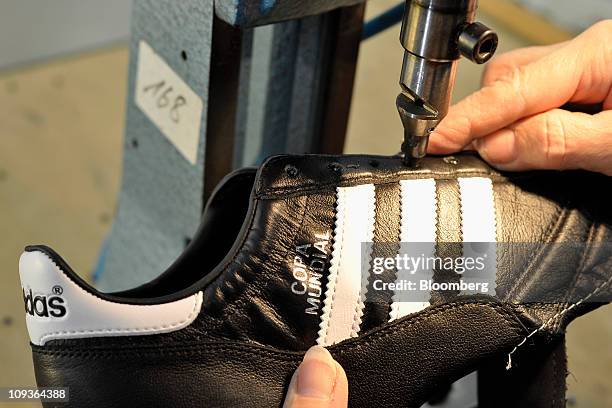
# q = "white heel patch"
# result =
<box><xmin>19</xmin><ymin>251</ymin><xmax>203</xmax><ymax>346</ymax></box>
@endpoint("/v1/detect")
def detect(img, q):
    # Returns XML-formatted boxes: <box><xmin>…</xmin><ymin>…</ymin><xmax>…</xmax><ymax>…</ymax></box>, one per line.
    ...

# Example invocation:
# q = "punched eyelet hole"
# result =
<box><xmin>443</xmin><ymin>156</ymin><xmax>459</xmax><ymax>165</ymax></box>
<box><xmin>284</xmin><ymin>164</ymin><xmax>299</xmax><ymax>178</ymax></box>
<box><xmin>328</xmin><ymin>163</ymin><xmax>342</xmax><ymax>172</ymax></box>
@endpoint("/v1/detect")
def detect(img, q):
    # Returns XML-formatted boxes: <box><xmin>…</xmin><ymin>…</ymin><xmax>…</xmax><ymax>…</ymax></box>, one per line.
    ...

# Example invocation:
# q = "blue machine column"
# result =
<box><xmin>98</xmin><ymin>0</ymin><xmax>366</xmax><ymax>290</ymax></box>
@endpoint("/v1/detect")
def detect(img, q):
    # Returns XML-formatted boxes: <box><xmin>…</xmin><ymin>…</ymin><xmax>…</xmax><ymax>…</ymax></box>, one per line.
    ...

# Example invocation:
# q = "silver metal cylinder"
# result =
<box><xmin>400</xmin><ymin>0</ymin><xmax>477</xmax><ymax>62</ymax></box>
<box><xmin>399</xmin><ymin>0</ymin><xmax>478</xmax><ymax>118</ymax></box>
<box><xmin>400</xmin><ymin>52</ymin><xmax>458</xmax><ymax>120</ymax></box>
<box><xmin>396</xmin><ymin>0</ymin><xmax>498</xmax><ymax>164</ymax></box>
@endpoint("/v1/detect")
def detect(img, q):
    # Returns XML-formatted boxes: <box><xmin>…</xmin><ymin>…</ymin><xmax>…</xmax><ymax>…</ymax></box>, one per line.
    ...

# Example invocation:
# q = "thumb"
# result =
<box><xmin>283</xmin><ymin>346</ymin><xmax>349</xmax><ymax>408</ymax></box>
<box><xmin>473</xmin><ymin>109</ymin><xmax>612</xmax><ymax>175</ymax></box>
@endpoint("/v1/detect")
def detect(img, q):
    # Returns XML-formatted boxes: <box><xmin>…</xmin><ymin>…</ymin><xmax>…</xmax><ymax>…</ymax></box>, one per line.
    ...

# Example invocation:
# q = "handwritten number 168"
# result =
<box><xmin>143</xmin><ymin>80</ymin><xmax>187</xmax><ymax>123</ymax></box>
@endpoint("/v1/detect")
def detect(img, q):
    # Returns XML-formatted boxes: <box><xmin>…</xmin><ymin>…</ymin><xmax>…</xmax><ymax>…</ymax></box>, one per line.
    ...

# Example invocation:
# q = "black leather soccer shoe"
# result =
<box><xmin>19</xmin><ymin>153</ymin><xmax>612</xmax><ymax>407</ymax></box>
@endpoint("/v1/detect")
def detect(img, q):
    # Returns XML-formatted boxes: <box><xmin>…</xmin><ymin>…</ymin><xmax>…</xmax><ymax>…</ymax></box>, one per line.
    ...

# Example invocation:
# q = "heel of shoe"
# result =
<box><xmin>19</xmin><ymin>248</ymin><xmax>203</xmax><ymax>346</ymax></box>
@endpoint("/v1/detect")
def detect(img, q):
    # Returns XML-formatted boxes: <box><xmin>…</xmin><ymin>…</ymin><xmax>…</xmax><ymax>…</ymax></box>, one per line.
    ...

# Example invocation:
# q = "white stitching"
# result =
<box><xmin>23</xmin><ymin>251</ymin><xmax>204</xmax><ymax>345</ymax></box>
<box><xmin>505</xmin><ymin>274</ymin><xmax>612</xmax><ymax>370</ymax></box>
<box><xmin>38</xmin><ymin>292</ymin><xmax>203</xmax><ymax>345</ymax></box>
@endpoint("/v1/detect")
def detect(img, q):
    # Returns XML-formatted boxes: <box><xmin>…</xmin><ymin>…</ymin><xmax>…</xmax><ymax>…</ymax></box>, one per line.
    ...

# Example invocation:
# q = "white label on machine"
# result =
<box><xmin>135</xmin><ymin>41</ymin><xmax>203</xmax><ymax>165</ymax></box>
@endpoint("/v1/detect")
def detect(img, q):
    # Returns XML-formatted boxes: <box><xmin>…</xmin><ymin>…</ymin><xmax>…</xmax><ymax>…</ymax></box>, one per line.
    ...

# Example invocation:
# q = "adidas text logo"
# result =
<box><xmin>23</xmin><ymin>288</ymin><xmax>67</xmax><ymax>318</ymax></box>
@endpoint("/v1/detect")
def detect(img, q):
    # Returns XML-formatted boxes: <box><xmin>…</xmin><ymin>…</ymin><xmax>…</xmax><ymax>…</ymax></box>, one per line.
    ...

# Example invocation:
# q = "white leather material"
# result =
<box><xmin>318</xmin><ymin>184</ymin><xmax>375</xmax><ymax>346</ymax></box>
<box><xmin>459</xmin><ymin>177</ymin><xmax>498</xmax><ymax>295</ymax></box>
<box><xmin>390</xmin><ymin>179</ymin><xmax>437</xmax><ymax>321</ymax></box>
<box><xmin>19</xmin><ymin>251</ymin><xmax>203</xmax><ymax>346</ymax></box>
<box><xmin>458</xmin><ymin>178</ymin><xmax>497</xmax><ymax>243</ymax></box>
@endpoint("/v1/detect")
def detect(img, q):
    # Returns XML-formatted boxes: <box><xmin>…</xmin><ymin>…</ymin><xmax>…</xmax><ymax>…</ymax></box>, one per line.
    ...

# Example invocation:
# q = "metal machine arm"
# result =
<box><xmin>397</xmin><ymin>0</ymin><xmax>498</xmax><ymax>166</ymax></box>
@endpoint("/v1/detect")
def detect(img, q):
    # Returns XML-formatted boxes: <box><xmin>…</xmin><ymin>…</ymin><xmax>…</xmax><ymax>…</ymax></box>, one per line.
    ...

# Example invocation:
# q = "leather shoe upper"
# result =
<box><xmin>20</xmin><ymin>153</ymin><xmax>612</xmax><ymax>407</ymax></box>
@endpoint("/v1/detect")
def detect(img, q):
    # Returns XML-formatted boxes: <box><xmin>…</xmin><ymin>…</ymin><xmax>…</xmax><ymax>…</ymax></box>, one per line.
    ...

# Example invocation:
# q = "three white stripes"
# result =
<box><xmin>317</xmin><ymin>177</ymin><xmax>497</xmax><ymax>346</ymax></box>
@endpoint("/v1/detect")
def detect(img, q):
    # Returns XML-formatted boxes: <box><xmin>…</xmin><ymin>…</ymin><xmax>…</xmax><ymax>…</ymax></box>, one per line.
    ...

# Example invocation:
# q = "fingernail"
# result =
<box><xmin>475</xmin><ymin>130</ymin><xmax>519</xmax><ymax>168</ymax></box>
<box><xmin>296</xmin><ymin>346</ymin><xmax>337</xmax><ymax>399</ymax></box>
<box><xmin>474</xmin><ymin>137</ymin><xmax>497</xmax><ymax>167</ymax></box>
<box><xmin>472</xmin><ymin>137</ymin><xmax>484</xmax><ymax>155</ymax></box>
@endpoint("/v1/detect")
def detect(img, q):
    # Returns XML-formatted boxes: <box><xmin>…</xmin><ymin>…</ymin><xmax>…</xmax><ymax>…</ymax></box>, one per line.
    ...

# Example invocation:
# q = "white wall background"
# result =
<box><xmin>515</xmin><ymin>0</ymin><xmax>611</xmax><ymax>32</ymax></box>
<box><xmin>0</xmin><ymin>0</ymin><xmax>132</xmax><ymax>70</ymax></box>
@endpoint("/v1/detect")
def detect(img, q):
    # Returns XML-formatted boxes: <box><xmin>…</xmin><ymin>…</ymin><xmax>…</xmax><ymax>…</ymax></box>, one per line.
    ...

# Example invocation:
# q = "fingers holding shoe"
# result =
<box><xmin>284</xmin><ymin>346</ymin><xmax>349</xmax><ymax>408</ymax></box>
<box><xmin>429</xmin><ymin>20</ymin><xmax>612</xmax><ymax>176</ymax></box>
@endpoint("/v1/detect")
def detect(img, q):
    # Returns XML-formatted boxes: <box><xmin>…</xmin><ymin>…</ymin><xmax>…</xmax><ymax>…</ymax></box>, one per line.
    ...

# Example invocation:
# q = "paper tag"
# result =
<box><xmin>135</xmin><ymin>41</ymin><xmax>203</xmax><ymax>165</ymax></box>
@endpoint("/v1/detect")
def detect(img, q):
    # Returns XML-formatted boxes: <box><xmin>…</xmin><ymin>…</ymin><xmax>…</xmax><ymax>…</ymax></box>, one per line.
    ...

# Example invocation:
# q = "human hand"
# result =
<box><xmin>283</xmin><ymin>346</ymin><xmax>348</xmax><ymax>408</ymax></box>
<box><xmin>429</xmin><ymin>20</ymin><xmax>612</xmax><ymax>176</ymax></box>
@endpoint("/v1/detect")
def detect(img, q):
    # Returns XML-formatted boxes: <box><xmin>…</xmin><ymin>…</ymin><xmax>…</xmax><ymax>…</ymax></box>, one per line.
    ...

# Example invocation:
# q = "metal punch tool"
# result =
<box><xmin>397</xmin><ymin>0</ymin><xmax>499</xmax><ymax>166</ymax></box>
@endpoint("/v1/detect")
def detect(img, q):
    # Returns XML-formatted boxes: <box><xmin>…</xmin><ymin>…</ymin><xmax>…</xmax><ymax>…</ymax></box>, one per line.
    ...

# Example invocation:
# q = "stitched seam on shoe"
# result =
<box><xmin>37</xmin><ymin>292</ymin><xmax>203</xmax><ymax>345</ymax></box>
<box><xmin>333</xmin><ymin>301</ymin><xmax>527</xmax><ymax>353</ymax></box>
<box><xmin>504</xmin><ymin>206</ymin><xmax>567</xmax><ymax>300</ymax></box>
<box><xmin>201</xmin><ymin>195</ymin><xmax>299</xmax><ymax>329</ymax></box>
<box><xmin>257</xmin><ymin>171</ymin><xmax>509</xmax><ymax>199</ymax></box>
<box><xmin>32</xmin><ymin>301</ymin><xmax>526</xmax><ymax>359</ymax></box>
<box><xmin>198</xmin><ymin>196</ymin><xmax>265</xmax><ymax>327</ymax></box>
<box><xmin>505</xmin><ymin>273</ymin><xmax>612</xmax><ymax>370</ymax></box>
<box><xmin>207</xmin><ymin>195</ymin><xmax>309</xmax><ymax>333</ymax></box>
<box><xmin>547</xmin><ymin>213</ymin><xmax>593</xmax><ymax>332</ymax></box>
<box><xmin>557</xmin><ymin>220</ymin><xmax>595</xmax><ymax>328</ymax></box>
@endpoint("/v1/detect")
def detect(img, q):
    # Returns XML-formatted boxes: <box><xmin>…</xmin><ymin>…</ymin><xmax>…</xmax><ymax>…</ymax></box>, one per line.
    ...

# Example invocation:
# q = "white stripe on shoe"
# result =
<box><xmin>458</xmin><ymin>177</ymin><xmax>497</xmax><ymax>243</ymax></box>
<box><xmin>319</xmin><ymin>177</ymin><xmax>497</xmax><ymax>337</ymax></box>
<box><xmin>459</xmin><ymin>177</ymin><xmax>497</xmax><ymax>296</ymax></box>
<box><xmin>318</xmin><ymin>184</ymin><xmax>375</xmax><ymax>346</ymax></box>
<box><xmin>389</xmin><ymin>179</ymin><xmax>437</xmax><ymax>321</ymax></box>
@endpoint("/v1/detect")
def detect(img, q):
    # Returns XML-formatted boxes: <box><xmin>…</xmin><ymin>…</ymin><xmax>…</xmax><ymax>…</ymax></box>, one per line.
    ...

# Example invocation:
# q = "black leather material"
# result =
<box><xmin>113</xmin><ymin>167</ymin><xmax>258</xmax><ymax>299</ymax></box>
<box><xmin>433</xmin><ymin>178</ymin><xmax>462</xmax><ymax>304</ymax></box>
<box><xmin>32</xmin><ymin>299</ymin><xmax>527</xmax><ymax>408</ymax></box>
<box><xmin>26</xmin><ymin>153</ymin><xmax>612</xmax><ymax>407</ymax></box>
<box><xmin>360</xmin><ymin>183</ymin><xmax>401</xmax><ymax>332</ymax></box>
<box><xmin>478</xmin><ymin>335</ymin><xmax>567</xmax><ymax>408</ymax></box>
